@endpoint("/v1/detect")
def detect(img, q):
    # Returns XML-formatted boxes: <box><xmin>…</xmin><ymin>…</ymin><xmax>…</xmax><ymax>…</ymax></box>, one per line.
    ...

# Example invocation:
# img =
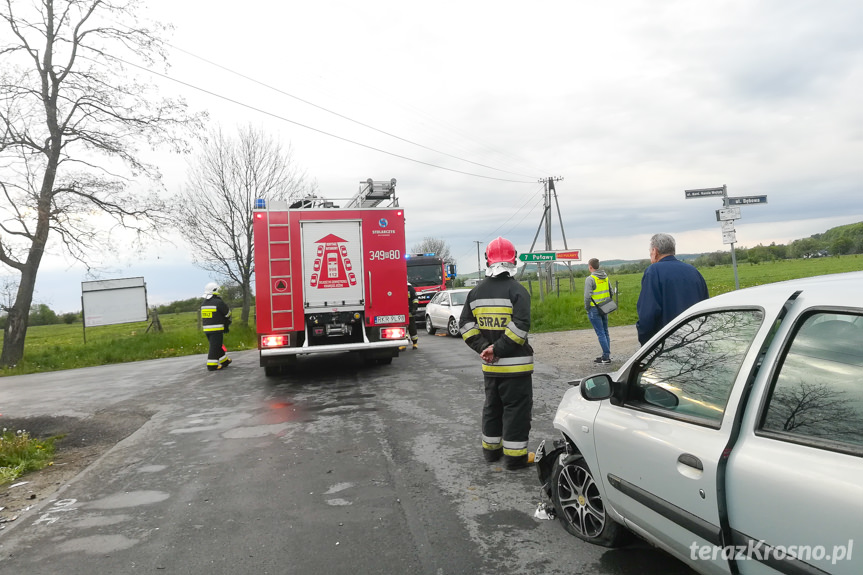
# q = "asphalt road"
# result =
<box><xmin>0</xmin><ymin>331</ymin><xmax>695</xmax><ymax>575</ymax></box>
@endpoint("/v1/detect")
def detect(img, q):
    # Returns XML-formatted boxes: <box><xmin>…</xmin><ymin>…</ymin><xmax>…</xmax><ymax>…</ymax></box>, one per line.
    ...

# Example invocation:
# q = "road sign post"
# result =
<box><xmin>685</xmin><ymin>185</ymin><xmax>768</xmax><ymax>291</ymax></box>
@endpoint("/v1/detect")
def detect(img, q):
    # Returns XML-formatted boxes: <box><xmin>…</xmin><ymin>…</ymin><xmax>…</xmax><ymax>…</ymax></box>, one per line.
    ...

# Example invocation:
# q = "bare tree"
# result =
<box><xmin>0</xmin><ymin>0</ymin><xmax>203</xmax><ymax>367</ymax></box>
<box><xmin>172</xmin><ymin>124</ymin><xmax>317</xmax><ymax>325</ymax></box>
<box><xmin>411</xmin><ymin>237</ymin><xmax>453</xmax><ymax>264</ymax></box>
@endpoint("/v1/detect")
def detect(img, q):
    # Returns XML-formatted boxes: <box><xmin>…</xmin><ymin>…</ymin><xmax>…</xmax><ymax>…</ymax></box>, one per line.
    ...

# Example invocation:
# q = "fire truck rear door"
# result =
<box><xmin>300</xmin><ymin>220</ymin><xmax>364</xmax><ymax>309</ymax></box>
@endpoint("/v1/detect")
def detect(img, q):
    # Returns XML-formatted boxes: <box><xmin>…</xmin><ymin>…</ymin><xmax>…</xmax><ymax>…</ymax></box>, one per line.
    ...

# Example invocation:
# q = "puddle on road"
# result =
<box><xmin>325</xmin><ymin>498</ymin><xmax>353</xmax><ymax>506</ymax></box>
<box><xmin>137</xmin><ymin>464</ymin><xmax>167</xmax><ymax>473</ymax></box>
<box><xmin>86</xmin><ymin>490</ymin><xmax>170</xmax><ymax>509</ymax></box>
<box><xmin>69</xmin><ymin>514</ymin><xmax>131</xmax><ymax>529</ymax></box>
<box><xmin>222</xmin><ymin>422</ymin><xmax>291</xmax><ymax>439</ymax></box>
<box><xmin>324</xmin><ymin>482</ymin><xmax>355</xmax><ymax>495</ymax></box>
<box><xmin>57</xmin><ymin>534</ymin><xmax>138</xmax><ymax>554</ymax></box>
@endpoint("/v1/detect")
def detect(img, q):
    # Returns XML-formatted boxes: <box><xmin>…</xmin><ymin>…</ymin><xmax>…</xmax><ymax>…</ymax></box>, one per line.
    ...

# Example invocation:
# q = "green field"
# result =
<box><xmin>2</xmin><ymin>255</ymin><xmax>861</xmax><ymax>376</ymax></box>
<box><xmin>527</xmin><ymin>254</ymin><xmax>863</xmax><ymax>332</ymax></box>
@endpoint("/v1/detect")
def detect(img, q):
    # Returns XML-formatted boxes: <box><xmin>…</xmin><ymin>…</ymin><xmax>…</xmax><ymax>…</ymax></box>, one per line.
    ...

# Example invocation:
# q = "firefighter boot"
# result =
<box><xmin>503</xmin><ymin>452</ymin><xmax>536</xmax><ymax>470</ymax></box>
<box><xmin>483</xmin><ymin>447</ymin><xmax>503</xmax><ymax>463</ymax></box>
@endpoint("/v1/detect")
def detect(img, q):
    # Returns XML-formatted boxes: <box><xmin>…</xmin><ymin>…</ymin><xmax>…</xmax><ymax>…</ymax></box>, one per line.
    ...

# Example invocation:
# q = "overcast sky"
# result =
<box><xmin>31</xmin><ymin>0</ymin><xmax>863</xmax><ymax>313</ymax></box>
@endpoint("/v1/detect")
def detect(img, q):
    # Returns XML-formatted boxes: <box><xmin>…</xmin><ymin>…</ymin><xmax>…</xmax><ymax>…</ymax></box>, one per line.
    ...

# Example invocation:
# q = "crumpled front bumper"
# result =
<box><xmin>535</xmin><ymin>437</ymin><xmax>567</xmax><ymax>496</ymax></box>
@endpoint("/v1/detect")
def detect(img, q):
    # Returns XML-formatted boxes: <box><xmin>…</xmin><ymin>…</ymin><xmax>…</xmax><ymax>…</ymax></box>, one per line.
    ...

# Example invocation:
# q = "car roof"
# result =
<box><xmin>690</xmin><ymin>271</ymin><xmax>863</xmax><ymax>311</ymax></box>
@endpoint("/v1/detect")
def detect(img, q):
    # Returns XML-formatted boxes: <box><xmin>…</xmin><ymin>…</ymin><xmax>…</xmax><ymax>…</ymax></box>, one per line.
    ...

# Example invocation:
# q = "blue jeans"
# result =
<box><xmin>587</xmin><ymin>307</ymin><xmax>611</xmax><ymax>359</ymax></box>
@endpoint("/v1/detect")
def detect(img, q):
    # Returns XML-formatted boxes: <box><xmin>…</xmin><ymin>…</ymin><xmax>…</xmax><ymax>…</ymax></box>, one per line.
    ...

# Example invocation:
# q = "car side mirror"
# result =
<box><xmin>642</xmin><ymin>384</ymin><xmax>679</xmax><ymax>409</ymax></box>
<box><xmin>580</xmin><ymin>374</ymin><xmax>613</xmax><ymax>401</ymax></box>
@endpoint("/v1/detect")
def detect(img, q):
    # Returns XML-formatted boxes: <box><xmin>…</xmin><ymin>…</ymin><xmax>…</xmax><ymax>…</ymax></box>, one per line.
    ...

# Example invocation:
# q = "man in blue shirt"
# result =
<box><xmin>636</xmin><ymin>233</ymin><xmax>709</xmax><ymax>345</ymax></box>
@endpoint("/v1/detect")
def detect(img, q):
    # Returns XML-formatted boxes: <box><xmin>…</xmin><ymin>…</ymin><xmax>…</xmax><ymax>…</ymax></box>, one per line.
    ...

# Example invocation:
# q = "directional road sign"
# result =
<box><xmin>727</xmin><ymin>195</ymin><xmax>768</xmax><ymax>206</ymax></box>
<box><xmin>685</xmin><ymin>187</ymin><xmax>726</xmax><ymax>198</ymax></box>
<box><xmin>720</xmin><ymin>220</ymin><xmax>735</xmax><ymax>232</ymax></box>
<box><xmin>716</xmin><ymin>207</ymin><xmax>742</xmax><ymax>221</ymax></box>
<box><xmin>722</xmin><ymin>231</ymin><xmax>737</xmax><ymax>245</ymax></box>
<box><xmin>518</xmin><ymin>249</ymin><xmax>581</xmax><ymax>262</ymax></box>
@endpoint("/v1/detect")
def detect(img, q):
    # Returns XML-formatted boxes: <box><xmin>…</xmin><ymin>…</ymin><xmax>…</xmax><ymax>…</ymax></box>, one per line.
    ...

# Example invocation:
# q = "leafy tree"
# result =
<box><xmin>788</xmin><ymin>237</ymin><xmax>821</xmax><ymax>259</ymax></box>
<box><xmin>28</xmin><ymin>303</ymin><xmax>58</xmax><ymax>326</ymax></box>
<box><xmin>0</xmin><ymin>0</ymin><xmax>203</xmax><ymax>367</ymax></box>
<box><xmin>155</xmin><ymin>297</ymin><xmax>200</xmax><ymax>315</ymax></box>
<box><xmin>169</xmin><ymin>125</ymin><xmax>316</xmax><ymax>325</ymax></box>
<box><xmin>831</xmin><ymin>236</ymin><xmax>853</xmax><ymax>256</ymax></box>
<box><xmin>767</xmin><ymin>242</ymin><xmax>787</xmax><ymax>260</ymax></box>
<box><xmin>411</xmin><ymin>237</ymin><xmax>453</xmax><ymax>264</ymax></box>
<box><xmin>60</xmin><ymin>312</ymin><xmax>78</xmax><ymax>324</ymax></box>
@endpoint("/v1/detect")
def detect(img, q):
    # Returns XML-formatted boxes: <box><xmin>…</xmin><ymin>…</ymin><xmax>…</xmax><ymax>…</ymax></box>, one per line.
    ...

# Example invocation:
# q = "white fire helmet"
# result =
<box><xmin>203</xmin><ymin>282</ymin><xmax>220</xmax><ymax>298</ymax></box>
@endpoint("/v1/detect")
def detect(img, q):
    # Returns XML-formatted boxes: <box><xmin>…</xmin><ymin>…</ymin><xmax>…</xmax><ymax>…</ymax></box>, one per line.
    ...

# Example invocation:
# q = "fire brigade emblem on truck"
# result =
<box><xmin>312</xmin><ymin>234</ymin><xmax>355</xmax><ymax>289</ymax></box>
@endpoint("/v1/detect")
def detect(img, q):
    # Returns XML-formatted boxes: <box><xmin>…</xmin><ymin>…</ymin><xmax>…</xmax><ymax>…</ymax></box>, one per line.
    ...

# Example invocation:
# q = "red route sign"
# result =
<box><xmin>555</xmin><ymin>250</ymin><xmax>581</xmax><ymax>261</ymax></box>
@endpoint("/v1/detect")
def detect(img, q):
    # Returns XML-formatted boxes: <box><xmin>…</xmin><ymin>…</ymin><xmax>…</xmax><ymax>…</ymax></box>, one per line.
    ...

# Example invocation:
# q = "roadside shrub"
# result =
<box><xmin>0</xmin><ymin>429</ymin><xmax>57</xmax><ymax>485</ymax></box>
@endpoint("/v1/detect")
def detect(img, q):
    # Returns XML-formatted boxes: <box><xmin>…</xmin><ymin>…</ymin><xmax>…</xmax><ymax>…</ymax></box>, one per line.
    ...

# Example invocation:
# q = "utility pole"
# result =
<box><xmin>538</xmin><ymin>176</ymin><xmax>565</xmax><ymax>293</ymax></box>
<box><xmin>517</xmin><ymin>176</ymin><xmax>568</xmax><ymax>296</ymax></box>
<box><xmin>473</xmin><ymin>240</ymin><xmax>483</xmax><ymax>282</ymax></box>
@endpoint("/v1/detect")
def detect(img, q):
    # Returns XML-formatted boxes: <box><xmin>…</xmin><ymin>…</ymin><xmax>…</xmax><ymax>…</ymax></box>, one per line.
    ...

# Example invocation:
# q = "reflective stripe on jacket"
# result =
<box><xmin>201</xmin><ymin>295</ymin><xmax>231</xmax><ymax>332</ymax></box>
<box><xmin>459</xmin><ymin>275</ymin><xmax>533</xmax><ymax>376</ymax></box>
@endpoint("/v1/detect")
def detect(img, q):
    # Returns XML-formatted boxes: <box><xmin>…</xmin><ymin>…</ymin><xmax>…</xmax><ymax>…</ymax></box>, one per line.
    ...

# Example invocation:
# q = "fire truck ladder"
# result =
<box><xmin>343</xmin><ymin>178</ymin><xmax>398</xmax><ymax>208</ymax></box>
<box><xmin>265</xmin><ymin>199</ymin><xmax>294</xmax><ymax>331</ymax></box>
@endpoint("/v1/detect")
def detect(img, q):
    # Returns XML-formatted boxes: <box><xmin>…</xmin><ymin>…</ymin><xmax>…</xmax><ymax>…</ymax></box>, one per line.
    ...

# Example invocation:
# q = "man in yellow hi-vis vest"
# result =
<box><xmin>459</xmin><ymin>237</ymin><xmax>534</xmax><ymax>471</ymax></box>
<box><xmin>585</xmin><ymin>258</ymin><xmax>612</xmax><ymax>364</ymax></box>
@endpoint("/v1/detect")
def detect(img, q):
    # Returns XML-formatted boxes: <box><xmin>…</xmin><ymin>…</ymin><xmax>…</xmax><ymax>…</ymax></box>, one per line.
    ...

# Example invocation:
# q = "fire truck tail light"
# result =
<box><xmin>380</xmin><ymin>327</ymin><xmax>406</xmax><ymax>340</ymax></box>
<box><xmin>261</xmin><ymin>335</ymin><xmax>289</xmax><ymax>348</ymax></box>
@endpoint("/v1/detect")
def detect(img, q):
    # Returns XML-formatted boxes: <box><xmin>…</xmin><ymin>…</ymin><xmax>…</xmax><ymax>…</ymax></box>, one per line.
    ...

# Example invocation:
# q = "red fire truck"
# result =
<box><xmin>406</xmin><ymin>253</ymin><xmax>456</xmax><ymax>324</ymax></box>
<box><xmin>253</xmin><ymin>180</ymin><xmax>409</xmax><ymax>376</ymax></box>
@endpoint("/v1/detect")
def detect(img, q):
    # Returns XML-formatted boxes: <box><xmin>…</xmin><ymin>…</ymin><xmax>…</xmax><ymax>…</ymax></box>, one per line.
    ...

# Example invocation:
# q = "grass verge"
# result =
<box><xmin>0</xmin><ymin>429</ymin><xmax>58</xmax><ymax>485</ymax></box>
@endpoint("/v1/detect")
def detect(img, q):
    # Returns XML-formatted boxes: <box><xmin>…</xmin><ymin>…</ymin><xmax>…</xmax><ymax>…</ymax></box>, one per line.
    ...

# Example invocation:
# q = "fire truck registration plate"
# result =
<box><xmin>374</xmin><ymin>315</ymin><xmax>405</xmax><ymax>324</ymax></box>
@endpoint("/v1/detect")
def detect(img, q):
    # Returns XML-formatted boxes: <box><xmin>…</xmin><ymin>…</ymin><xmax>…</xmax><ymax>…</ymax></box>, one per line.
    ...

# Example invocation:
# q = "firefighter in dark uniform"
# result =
<box><xmin>201</xmin><ymin>282</ymin><xmax>232</xmax><ymax>371</ymax></box>
<box><xmin>459</xmin><ymin>237</ymin><xmax>534</xmax><ymax>470</ymax></box>
<box><xmin>407</xmin><ymin>282</ymin><xmax>419</xmax><ymax>349</ymax></box>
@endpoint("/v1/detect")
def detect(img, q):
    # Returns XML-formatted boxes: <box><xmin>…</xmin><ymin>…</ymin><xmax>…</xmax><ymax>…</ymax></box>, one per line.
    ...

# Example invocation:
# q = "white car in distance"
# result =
<box><xmin>425</xmin><ymin>289</ymin><xmax>471</xmax><ymax>337</ymax></box>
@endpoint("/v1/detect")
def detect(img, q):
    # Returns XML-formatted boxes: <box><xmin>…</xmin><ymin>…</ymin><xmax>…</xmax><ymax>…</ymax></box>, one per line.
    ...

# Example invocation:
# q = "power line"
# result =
<box><xmin>169</xmin><ymin>45</ymin><xmax>541</xmax><ymax>182</ymax></box>
<box><xmin>97</xmin><ymin>54</ymin><xmax>537</xmax><ymax>184</ymax></box>
<box><xmin>456</xmin><ymin>186</ymin><xmax>546</xmax><ymax>262</ymax></box>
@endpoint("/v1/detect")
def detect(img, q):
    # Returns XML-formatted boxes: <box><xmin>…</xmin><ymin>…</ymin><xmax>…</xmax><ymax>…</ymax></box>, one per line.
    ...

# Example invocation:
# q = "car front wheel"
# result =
<box><xmin>425</xmin><ymin>315</ymin><xmax>436</xmax><ymax>335</ymax></box>
<box><xmin>447</xmin><ymin>317</ymin><xmax>460</xmax><ymax>337</ymax></box>
<box><xmin>551</xmin><ymin>455</ymin><xmax>628</xmax><ymax>547</ymax></box>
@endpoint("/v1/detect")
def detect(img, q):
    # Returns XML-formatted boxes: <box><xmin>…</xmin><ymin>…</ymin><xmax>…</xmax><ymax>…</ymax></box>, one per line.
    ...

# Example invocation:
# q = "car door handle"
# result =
<box><xmin>677</xmin><ymin>453</ymin><xmax>703</xmax><ymax>471</ymax></box>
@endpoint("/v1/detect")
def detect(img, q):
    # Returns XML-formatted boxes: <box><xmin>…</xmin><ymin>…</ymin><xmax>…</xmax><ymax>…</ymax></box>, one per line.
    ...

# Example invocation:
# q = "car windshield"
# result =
<box><xmin>408</xmin><ymin>263</ymin><xmax>442</xmax><ymax>287</ymax></box>
<box><xmin>450</xmin><ymin>291</ymin><xmax>469</xmax><ymax>306</ymax></box>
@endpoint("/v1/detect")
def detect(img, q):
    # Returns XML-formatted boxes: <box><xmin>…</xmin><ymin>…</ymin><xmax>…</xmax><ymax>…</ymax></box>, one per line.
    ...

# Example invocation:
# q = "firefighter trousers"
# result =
<box><xmin>205</xmin><ymin>331</ymin><xmax>229</xmax><ymax>370</ymax></box>
<box><xmin>481</xmin><ymin>374</ymin><xmax>532</xmax><ymax>468</ymax></box>
<box><xmin>408</xmin><ymin>316</ymin><xmax>418</xmax><ymax>344</ymax></box>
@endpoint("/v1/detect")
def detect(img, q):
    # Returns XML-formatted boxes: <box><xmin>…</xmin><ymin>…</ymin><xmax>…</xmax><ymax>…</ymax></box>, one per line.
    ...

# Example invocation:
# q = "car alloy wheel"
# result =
<box><xmin>425</xmin><ymin>315</ymin><xmax>436</xmax><ymax>335</ymax></box>
<box><xmin>447</xmin><ymin>317</ymin><xmax>460</xmax><ymax>337</ymax></box>
<box><xmin>551</xmin><ymin>455</ymin><xmax>628</xmax><ymax>547</ymax></box>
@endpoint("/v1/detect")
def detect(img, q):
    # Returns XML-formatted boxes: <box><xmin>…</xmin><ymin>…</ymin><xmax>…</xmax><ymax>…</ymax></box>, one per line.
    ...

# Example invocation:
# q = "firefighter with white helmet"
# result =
<box><xmin>458</xmin><ymin>237</ymin><xmax>534</xmax><ymax>470</ymax></box>
<box><xmin>201</xmin><ymin>282</ymin><xmax>232</xmax><ymax>371</ymax></box>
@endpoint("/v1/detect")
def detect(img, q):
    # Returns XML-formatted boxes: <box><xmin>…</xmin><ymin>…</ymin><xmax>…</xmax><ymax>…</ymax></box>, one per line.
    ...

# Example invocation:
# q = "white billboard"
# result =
<box><xmin>82</xmin><ymin>277</ymin><xmax>148</xmax><ymax>327</ymax></box>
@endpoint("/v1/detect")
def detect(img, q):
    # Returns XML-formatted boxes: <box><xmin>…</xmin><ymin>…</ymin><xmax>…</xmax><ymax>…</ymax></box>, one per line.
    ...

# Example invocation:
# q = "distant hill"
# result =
<box><xmin>458</xmin><ymin>221</ymin><xmax>863</xmax><ymax>278</ymax></box>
